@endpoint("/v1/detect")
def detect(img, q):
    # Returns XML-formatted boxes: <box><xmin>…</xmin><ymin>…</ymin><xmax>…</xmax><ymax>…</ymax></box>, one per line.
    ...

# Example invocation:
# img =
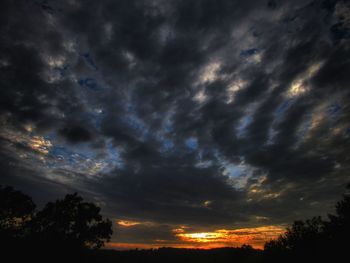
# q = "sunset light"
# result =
<box><xmin>1</xmin><ymin>0</ymin><xmax>349</xmax><ymax>261</ymax></box>
<box><xmin>117</xmin><ymin>220</ymin><xmax>142</xmax><ymax>227</ymax></box>
<box><xmin>176</xmin><ymin>226</ymin><xmax>286</xmax><ymax>249</ymax></box>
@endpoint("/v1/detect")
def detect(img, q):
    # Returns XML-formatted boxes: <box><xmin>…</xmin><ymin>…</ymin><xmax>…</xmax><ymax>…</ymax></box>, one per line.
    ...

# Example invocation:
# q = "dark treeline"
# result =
<box><xmin>263</xmin><ymin>183</ymin><xmax>350</xmax><ymax>262</ymax></box>
<box><xmin>1</xmin><ymin>184</ymin><xmax>349</xmax><ymax>263</ymax></box>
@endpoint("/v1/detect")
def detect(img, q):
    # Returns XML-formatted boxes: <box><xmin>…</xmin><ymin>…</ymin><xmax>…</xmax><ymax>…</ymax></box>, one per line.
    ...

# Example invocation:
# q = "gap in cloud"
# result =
<box><xmin>217</xmin><ymin>153</ymin><xmax>255</xmax><ymax>190</ymax></box>
<box><xmin>235</xmin><ymin>103</ymin><xmax>260</xmax><ymax>138</ymax></box>
<box><xmin>81</xmin><ymin>52</ymin><xmax>98</xmax><ymax>70</ymax></box>
<box><xmin>185</xmin><ymin>137</ymin><xmax>198</xmax><ymax>151</ymax></box>
<box><xmin>266</xmin><ymin>98</ymin><xmax>295</xmax><ymax>145</ymax></box>
<box><xmin>239</xmin><ymin>47</ymin><xmax>262</xmax><ymax>64</ymax></box>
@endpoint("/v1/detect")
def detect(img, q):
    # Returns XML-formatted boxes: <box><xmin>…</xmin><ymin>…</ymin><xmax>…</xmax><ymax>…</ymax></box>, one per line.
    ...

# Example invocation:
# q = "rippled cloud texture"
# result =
<box><xmin>1</xmin><ymin>0</ymin><xmax>350</xmax><ymax>248</ymax></box>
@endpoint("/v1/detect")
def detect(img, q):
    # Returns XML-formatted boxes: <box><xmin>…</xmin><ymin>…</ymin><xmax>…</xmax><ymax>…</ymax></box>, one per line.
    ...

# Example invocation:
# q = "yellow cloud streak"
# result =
<box><xmin>117</xmin><ymin>220</ymin><xmax>142</xmax><ymax>227</ymax></box>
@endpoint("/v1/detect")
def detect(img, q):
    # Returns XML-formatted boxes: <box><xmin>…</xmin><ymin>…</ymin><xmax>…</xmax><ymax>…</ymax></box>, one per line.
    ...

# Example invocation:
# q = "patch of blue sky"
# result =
<box><xmin>49</xmin><ymin>144</ymin><xmax>95</xmax><ymax>164</ymax></box>
<box><xmin>94</xmin><ymin>111</ymin><xmax>105</xmax><ymax>130</ymax></box>
<box><xmin>185</xmin><ymin>137</ymin><xmax>198</xmax><ymax>151</ymax></box>
<box><xmin>276</xmin><ymin>99</ymin><xmax>293</xmax><ymax>115</ymax></box>
<box><xmin>83</xmin><ymin>106</ymin><xmax>104</xmax><ymax>131</ymax></box>
<box><xmin>78</xmin><ymin>78</ymin><xmax>101</xmax><ymax>91</ymax></box>
<box><xmin>121</xmin><ymin>115</ymin><xmax>149</xmax><ymax>139</ymax></box>
<box><xmin>327</xmin><ymin>103</ymin><xmax>342</xmax><ymax>118</ymax></box>
<box><xmin>53</xmin><ymin>64</ymin><xmax>70</xmax><ymax>77</ymax></box>
<box><xmin>223</xmin><ymin>163</ymin><xmax>242</xmax><ymax>178</ymax></box>
<box><xmin>161</xmin><ymin>138</ymin><xmax>174</xmax><ymax>152</ymax></box>
<box><xmin>81</xmin><ymin>52</ymin><xmax>98</xmax><ymax>70</ymax></box>
<box><xmin>46</xmin><ymin>145</ymin><xmax>78</xmax><ymax>169</ymax></box>
<box><xmin>46</xmin><ymin>139</ymin><xmax>123</xmax><ymax>176</ymax></box>
<box><xmin>274</xmin><ymin>99</ymin><xmax>295</xmax><ymax>123</ymax></box>
<box><xmin>239</xmin><ymin>48</ymin><xmax>262</xmax><ymax>64</ymax></box>
<box><xmin>163</xmin><ymin>121</ymin><xmax>173</xmax><ymax>133</ymax></box>
<box><xmin>235</xmin><ymin>102</ymin><xmax>260</xmax><ymax>138</ymax></box>
<box><xmin>195</xmin><ymin>149</ymin><xmax>214</xmax><ymax>168</ymax></box>
<box><xmin>126</xmin><ymin>103</ymin><xmax>137</xmax><ymax>114</ymax></box>
<box><xmin>162</xmin><ymin>115</ymin><xmax>174</xmax><ymax>133</ymax></box>
<box><xmin>344</xmin><ymin>127</ymin><xmax>350</xmax><ymax>137</ymax></box>
<box><xmin>236</xmin><ymin>115</ymin><xmax>253</xmax><ymax>138</ymax></box>
<box><xmin>126</xmin><ymin>92</ymin><xmax>139</xmax><ymax>115</ymax></box>
<box><xmin>266</xmin><ymin>99</ymin><xmax>295</xmax><ymax>145</ymax></box>
<box><xmin>240</xmin><ymin>48</ymin><xmax>259</xmax><ymax>57</ymax></box>
<box><xmin>217</xmin><ymin>155</ymin><xmax>254</xmax><ymax>189</ymax></box>
<box><xmin>294</xmin><ymin>114</ymin><xmax>312</xmax><ymax>148</ymax></box>
<box><xmin>105</xmin><ymin>139</ymin><xmax>124</xmax><ymax>170</ymax></box>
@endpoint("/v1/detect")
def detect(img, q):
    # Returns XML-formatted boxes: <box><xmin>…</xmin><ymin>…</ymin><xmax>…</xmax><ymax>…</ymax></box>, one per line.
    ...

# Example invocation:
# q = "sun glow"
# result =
<box><xmin>108</xmin><ymin>225</ymin><xmax>286</xmax><ymax>250</ymax></box>
<box><xmin>176</xmin><ymin>226</ymin><xmax>285</xmax><ymax>249</ymax></box>
<box><xmin>177</xmin><ymin>232</ymin><xmax>227</xmax><ymax>242</ymax></box>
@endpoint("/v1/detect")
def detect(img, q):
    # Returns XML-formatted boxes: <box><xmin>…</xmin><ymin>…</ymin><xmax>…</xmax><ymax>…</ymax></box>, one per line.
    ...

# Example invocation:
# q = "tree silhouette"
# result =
<box><xmin>0</xmin><ymin>185</ymin><xmax>113</xmax><ymax>262</ymax></box>
<box><xmin>264</xmin><ymin>184</ymin><xmax>350</xmax><ymax>262</ymax></box>
<box><xmin>0</xmin><ymin>185</ymin><xmax>35</xmax><ymax>240</ymax></box>
<box><xmin>323</xmin><ymin>183</ymin><xmax>350</xmax><ymax>256</ymax></box>
<box><xmin>28</xmin><ymin>193</ymin><xmax>112</xmax><ymax>249</ymax></box>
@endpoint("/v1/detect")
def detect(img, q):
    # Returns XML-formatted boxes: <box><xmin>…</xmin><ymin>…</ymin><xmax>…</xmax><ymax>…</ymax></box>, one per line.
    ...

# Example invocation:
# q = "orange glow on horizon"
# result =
<box><xmin>108</xmin><ymin>225</ymin><xmax>286</xmax><ymax>250</ymax></box>
<box><xmin>176</xmin><ymin>226</ymin><xmax>285</xmax><ymax>249</ymax></box>
<box><xmin>177</xmin><ymin>232</ymin><xmax>227</xmax><ymax>242</ymax></box>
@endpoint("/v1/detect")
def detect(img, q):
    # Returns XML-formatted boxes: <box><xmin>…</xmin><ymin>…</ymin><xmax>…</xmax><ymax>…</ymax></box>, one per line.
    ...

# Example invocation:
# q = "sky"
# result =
<box><xmin>0</xmin><ymin>0</ymin><xmax>350</xmax><ymax>249</ymax></box>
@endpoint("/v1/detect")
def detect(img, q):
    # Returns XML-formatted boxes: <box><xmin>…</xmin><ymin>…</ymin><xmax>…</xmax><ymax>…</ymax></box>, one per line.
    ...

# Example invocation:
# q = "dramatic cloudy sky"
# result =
<box><xmin>1</xmin><ymin>0</ymin><xmax>350</xmax><ymax>249</ymax></box>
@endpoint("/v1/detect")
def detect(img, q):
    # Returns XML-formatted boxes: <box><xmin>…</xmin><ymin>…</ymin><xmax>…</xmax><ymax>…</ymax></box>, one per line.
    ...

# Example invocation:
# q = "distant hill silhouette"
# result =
<box><xmin>1</xmin><ymin>184</ymin><xmax>349</xmax><ymax>262</ymax></box>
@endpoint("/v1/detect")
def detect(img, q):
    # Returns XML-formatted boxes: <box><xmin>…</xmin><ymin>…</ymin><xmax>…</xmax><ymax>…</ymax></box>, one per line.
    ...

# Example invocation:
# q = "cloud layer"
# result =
<box><xmin>1</xmin><ymin>0</ymin><xmax>350</xmax><ymax>247</ymax></box>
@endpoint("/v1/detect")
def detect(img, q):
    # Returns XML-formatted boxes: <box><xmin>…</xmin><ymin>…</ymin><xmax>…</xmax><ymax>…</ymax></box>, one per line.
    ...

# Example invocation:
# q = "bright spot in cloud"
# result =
<box><xmin>193</xmin><ymin>89</ymin><xmax>207</xmax><ymax>103</ymax></box>
<box><xmin>199</xmin><ymin>61</ymin><xmax>221</xmax><ymax>84</ymax></box>
<box><xmin>44</xmin><ymin>55</ymin><xmax>67</xmax><ymax>68</ymax></box>
<box><xmin>227</xmin><ymin>79</ymin><xmax>247</xmax><ymax>103</ymax></box>
<box><xmin>117</xmin><ymin>220</ymin><xmax>142</xmax><ymax>227</ymax></box>
<box><xmin>287</xmin><ymin>61</ymin><xmax>324</xmax><ymax>97</ymax></box>
<box><xmin>29</xmin><ymin>136</ymin><xmax>52</xmax><ymax>155</ymax></box>
<box><xmin>288</xmin><ymin>80</ymin><xmax>308</xmax><ymax>97</ymax></box>
<box><xmin>203</xmin><ymin>200</ymin><xmax>212</xmax><ymax>207</ymax></box>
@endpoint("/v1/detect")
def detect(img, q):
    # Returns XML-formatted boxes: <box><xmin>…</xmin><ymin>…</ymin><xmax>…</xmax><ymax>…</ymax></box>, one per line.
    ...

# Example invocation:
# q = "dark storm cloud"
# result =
<box><xmin>59</xmin><ymin>126</ymin><xmax>93</xmax><ymax>143</ymax></box>
<box><xmin>1</xmin><ymin>0</ymin><xmax>350</xmax><ymax>245</ymax></box>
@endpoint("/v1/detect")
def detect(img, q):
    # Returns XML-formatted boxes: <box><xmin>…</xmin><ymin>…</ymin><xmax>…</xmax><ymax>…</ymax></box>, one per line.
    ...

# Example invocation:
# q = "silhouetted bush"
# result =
<box><xmin>264</xmin><ymin>184</ymin><xmax>350</xmax><ymax>262</ymax></box>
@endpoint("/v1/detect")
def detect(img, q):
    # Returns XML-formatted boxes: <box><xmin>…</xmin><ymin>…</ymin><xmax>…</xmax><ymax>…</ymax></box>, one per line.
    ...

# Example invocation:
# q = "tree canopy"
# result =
<box><xmin>0</xmin><ymin>185</ymin><xmax>112</xmax><ymax>256</ymax></box>
<box><xmin>0</xmin><ymin>185</ymin><xmax>35</xmax><ymax>239</ymax></box>
<box><xmin>29</xmin><ymin>193</ymin><xmax>112</xmax><ymax>249</ymax></box>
